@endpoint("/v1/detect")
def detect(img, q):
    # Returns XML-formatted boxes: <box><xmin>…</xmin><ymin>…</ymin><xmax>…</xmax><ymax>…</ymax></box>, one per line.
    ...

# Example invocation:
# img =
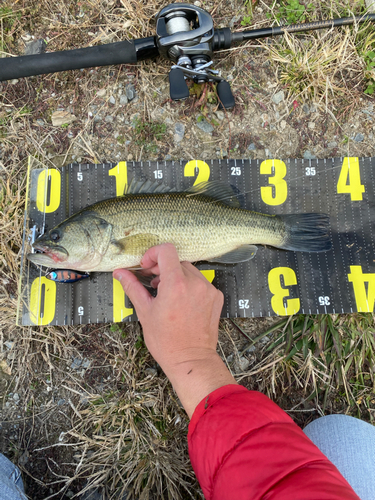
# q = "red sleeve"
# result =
<box><xmin>188</xmin><ymin>385</ymin><xmax>360</xmax><ymax>500</ymax></box>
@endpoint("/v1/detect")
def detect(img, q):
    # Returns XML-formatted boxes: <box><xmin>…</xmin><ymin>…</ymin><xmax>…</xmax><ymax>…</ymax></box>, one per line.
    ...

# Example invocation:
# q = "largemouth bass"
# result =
<box><xmin>27</xmin><ymin>180</ymin><xmax>331</xmax><ymax>272</ymax></box>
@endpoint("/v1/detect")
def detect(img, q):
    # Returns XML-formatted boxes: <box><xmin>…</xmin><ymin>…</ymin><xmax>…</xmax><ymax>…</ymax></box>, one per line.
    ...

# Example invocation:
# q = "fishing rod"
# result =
<box><xmin>1</xmin><ymin>3</ymin><xmax>374</xmax><ymax>109</ymax></box>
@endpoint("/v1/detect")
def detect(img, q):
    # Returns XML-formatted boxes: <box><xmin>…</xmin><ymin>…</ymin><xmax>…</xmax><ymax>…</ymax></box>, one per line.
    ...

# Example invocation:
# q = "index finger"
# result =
<box><xmin>140</xmin><ymin>243</ymin><xmax>183</xmax><ymax>278</ymax></box>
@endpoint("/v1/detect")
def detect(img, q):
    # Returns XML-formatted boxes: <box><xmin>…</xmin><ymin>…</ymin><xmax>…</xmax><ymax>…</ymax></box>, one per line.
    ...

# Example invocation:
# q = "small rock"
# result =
<box><xmin>21</xmin><ymin>33</ymin><xmax>33</xmax><ymax>42</ymax></box>
<box><xmin>303</xmin><ymin>150</ymin><xmax>317</xmax><ymax>160</ymax></box>
<box><xmin>272</xmin><ymin>90</ymin><xmax>284</xmax><ymax>105</ymax></box>
<box><xmin>125</xmin><ymin>83</ymin><xmax>136</xmax><ymax>101</ymax></box>
<box><xmin>36</xmin><ymin>119</ymin><xmax>45</xmax><ymax>126</ymax></box>
<box><xmin>24</xmin><ymin>39</ymin><xmax>46</xmax><ymax>56</ymax></box>
<box><xmin>194</xmin><ymin>1</ymin><xmax>201</xmax><ymax>6</ymax></box>
<box><xmin>57</xmin><ymin>399</ymin><xmax>66</xmax><ymax>406</ymax></box>
<box><xmin>215</xmin><ymin>110</ymin><xmax>225</xmax><ymax>121</ymax></box>
<box><xmin>120</xmin><ymin>95</ymin><xmax>128</xmax><ymax>105</ymax></box>
<box><xmin>4</xmin><ymin>340</ymin><xmax>14</xmax><ymax>350</ymax></box>
<box><xmin>308</xmin><ymin>121</ymin><xmax>315</xmax><ymax>130</ymax></box>
<box><xmin>109</xmin><ymin>95</ymin><xmax>116</xmax><ymax>105</ymax></box>
<box><xmin>70</xmin><ymin>358</ymin><xmax>82</xmax><ymax>370</ymax></box>
<box><xmin>353</xmin><ymin>133</ymin><xmax>364</xmax><ymax>143</ymax></box>
<box><xmin>174</xmin><ymin>122</ymin><xmax>185</xmax><ymax>142</ymax></box>
<box><xmin>97</xmin><ymin>88</ymin><xmax>106</xmax><ymax>97</ymax></box>
<box><xmin>81</xmin><ymin>359</ymin><xmax>90</xmax><ymax>369</ymax></box>
<box><xmin>94</xmin><ymin>114</ymin><xmax>102</xmax><ymax>122</ymax></box>
<box><xmin>145</xmin><ymin>368</ymin><xmax>157</xmax><ymax>377</ymax></box>
<box><xmin>105</xmin><ymin>115</ymin><xmax>114</xmax><ymax>123</ymax></box>
<box><xmin>327</xmin><ymin>141</ymin><xmax>337</xmax><ymax>148</ymax></box>
<box><xmin>46</xmin><ymin>386</ymin><xmax>52</xmax><ymax>392</ymax></box>
<box><xmin>302</xmin><ymin>104</ymin><xmax>310</xmax><ymax>114</ymax></box>
<box><xmin>245</xmin><ymin>345</ymin><xmax>256</xmax><ymax>353</ymax></box>
<box><xmin>19</xmin><ymin>451</ymin><xmax>29</xmax><ymax>467</ymax></box>
<box><xmin>247</xmin><ymin>143</ymin><xmax>256</xmax><ymax>151</ymax></box>
<box><xmin>280</xmin><ymin>120</ymin><xmax>287</xmax><ymax>131</ymax></box>
<box><xmin>51</xmin><ymin>111</ymin><xmax>77</xmax><ymax>127</ymax></box>
<box><xmin>13</xmin><ymin>393</ymin><xmax>20</xmax><ymax>402</ymax></box>
<box><xmin>234</xmin><ymin>356</ymin><xmax>251</xmax><ymax>373</ymax></box>
<box><xmin>229</xmin><ymin>15</ymin><xmax>242</xmax><ymax>28</ymax></box>
<box><xmin>10</xmin><ymin>79</ymin><xmax>19</xmax><ymax>85</ymax></box>
<box><xmin>164</xmin><ymin>154</ymin><xmax>172</xmax><ymax>160</ymax></box>
<box><xmin>226</xmin><ymin>354</ymin><xmax>234</xmax><ymax>363</ymax></box>
<box><xmin>196</xmin><ymin>117</ymin><xmax>214</xmax><ymax>134</ymax></box>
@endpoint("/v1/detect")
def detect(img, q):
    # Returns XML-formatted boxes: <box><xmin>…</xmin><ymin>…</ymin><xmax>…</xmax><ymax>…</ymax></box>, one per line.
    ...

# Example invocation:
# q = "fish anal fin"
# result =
<box><xmin>111</xmin><ymin>233</ymin><xmax>160</xmax><ymax>255</ymax></box>
<box><xmin>208</xmin><ymin>245</ymin><xmax>258</xmax><ymax>264</ymax></box>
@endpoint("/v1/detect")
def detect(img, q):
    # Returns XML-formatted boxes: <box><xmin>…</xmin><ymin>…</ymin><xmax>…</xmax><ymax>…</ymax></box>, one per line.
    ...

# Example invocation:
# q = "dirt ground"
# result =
<box><xmin>0</xmin><ymin>0</ymin><xmax>374</xmax><ymax>498</ymax></box>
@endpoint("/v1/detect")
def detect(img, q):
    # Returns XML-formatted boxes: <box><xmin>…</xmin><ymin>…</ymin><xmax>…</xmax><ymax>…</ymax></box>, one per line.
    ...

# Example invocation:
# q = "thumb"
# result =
<box><xmin>113</xmin><ymin>269</ymin><xmax>152</xmax><ymax>312</ymax></box>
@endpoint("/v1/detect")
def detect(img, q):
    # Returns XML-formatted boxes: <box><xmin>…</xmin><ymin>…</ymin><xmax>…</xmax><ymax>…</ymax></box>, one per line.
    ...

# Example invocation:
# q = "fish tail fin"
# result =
<box><xmin>279</xmin><ymin>213</ymin><xmax>331</xmax><ymax>252</ymax></box>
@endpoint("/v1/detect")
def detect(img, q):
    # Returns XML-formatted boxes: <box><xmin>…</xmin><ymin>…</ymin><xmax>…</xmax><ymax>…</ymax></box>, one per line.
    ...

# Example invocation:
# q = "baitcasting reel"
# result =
<box><xmin>0</xmin><ymin>3</ymin><xmax>374</xmax><ymax>110</ymax></box>
<box><xmin>155</xmin><ymin>3</ymin><xmax>234</xmax><ymax>108</ymax></box>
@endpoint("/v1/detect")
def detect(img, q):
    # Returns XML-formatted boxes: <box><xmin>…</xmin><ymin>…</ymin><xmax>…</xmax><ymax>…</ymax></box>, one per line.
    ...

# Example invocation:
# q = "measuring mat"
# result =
<box><xmin>18</xmin><ymin>156</ymin><xmax>375</xmax><ymax>326</ymax></box>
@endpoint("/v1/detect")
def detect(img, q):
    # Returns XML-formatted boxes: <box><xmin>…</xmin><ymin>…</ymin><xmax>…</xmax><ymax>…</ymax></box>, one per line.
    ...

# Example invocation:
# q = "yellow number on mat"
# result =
<box><xmin>184</xmin><ymin>160</ymin><xmax>210</xmax><ymax>185</ymax></box>
<box><xmin>268</xmin><ymin>267</ymin><xmax>300</xmax><ymax>315</ymax></box>
<box><xmin>113</xmin><ymin>277</ymin><xmax>134</xmax><ymax>322</ymax></box>
<box><xmin>109</xmin><ymin>162</ymin><xmax>128</xmax><ymax>196</ymax></box>
<box><xmin>200</xmin><ymin>270</ymin><xmax>215</xmax><ymax>283</ymax></box>
<box><xmin>29</xmin><ymin>277</ymin><xmax>56</xmax><ymax>325</ymax></box>
<box><xmin>348</xmin><ymin>266</ymin><xmax>375</xmax><ymax>312</ymax></box>
<box><xmin>260</xmin><ymin>159</ymin><xmax>288</xmax><ymax>206</ymax></box>
<box><xmin>36</xmin><ymin>169</ymin><xmax>61</xmax><ymax>213</ymax></box>
<box><xmin>337</xmin><ymin>157</ymin><xmax>364</xmax><ymax>201</ymax></box>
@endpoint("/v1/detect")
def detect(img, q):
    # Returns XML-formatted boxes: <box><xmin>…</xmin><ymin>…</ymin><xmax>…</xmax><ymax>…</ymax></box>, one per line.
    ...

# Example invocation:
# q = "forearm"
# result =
<box><xmin>164</xmin><ymin>350</ymin><xmax>236</xmax><ymax>419</ymax></box>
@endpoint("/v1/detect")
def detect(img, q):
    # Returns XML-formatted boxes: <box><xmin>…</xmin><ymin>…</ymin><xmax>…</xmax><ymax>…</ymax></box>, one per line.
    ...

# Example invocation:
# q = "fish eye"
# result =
<box><xmin>50</xmin><ymin>230</ymin><xmax>61</xmax><ymax>242</ymax></box>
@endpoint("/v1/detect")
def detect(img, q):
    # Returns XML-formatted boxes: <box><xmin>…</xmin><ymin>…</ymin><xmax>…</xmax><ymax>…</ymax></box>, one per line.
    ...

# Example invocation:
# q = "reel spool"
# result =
<box><xmin>156</xmin><ymin>3</ymin><xmax>235</xmax><ymax>109</ymax></box>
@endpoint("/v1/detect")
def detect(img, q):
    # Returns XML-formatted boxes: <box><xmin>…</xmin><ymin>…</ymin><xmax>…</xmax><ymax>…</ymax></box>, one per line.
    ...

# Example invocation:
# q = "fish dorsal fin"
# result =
<box><xmin>124</xmin><ymin>179</ymin><xmax>176</xmax><ymax>195</ymax></box>
<box><xmin>187</xmin><ymin>181</ymin><xmax>241</xmax><ymax>208</ymax></box>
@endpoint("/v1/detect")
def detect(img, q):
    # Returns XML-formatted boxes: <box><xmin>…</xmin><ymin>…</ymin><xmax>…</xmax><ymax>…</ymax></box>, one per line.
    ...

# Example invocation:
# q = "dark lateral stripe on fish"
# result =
<box><xmin>279</xmin><ymin>214</ymin><xmax>331</xmax><ymax>252</ymax></box>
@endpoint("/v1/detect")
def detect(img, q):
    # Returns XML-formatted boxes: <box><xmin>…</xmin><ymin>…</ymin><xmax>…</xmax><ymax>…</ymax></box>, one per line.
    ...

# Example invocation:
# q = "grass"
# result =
<box><xmin>132</xmin><ymin>117</ymin><xmax>167</xmax><ymax>154</ymax></box>
<box><xmin>0</xmin><ymin>0</ymin><xmax>374</xmax><ymax>497</ymax></box>
<box><xmin>235</xmin><ymin>314</ymin><xmax>375</xmax><ymax>422</ymax></box>
<box><xmin>266</xmin><ymin>0</ymin><xmax>314</xmax><ymax>24</ymax></box>
<box><xmin>263</xmin><ymin>0</ymin><xmax>374</xmax><ymax>105</ymax></box>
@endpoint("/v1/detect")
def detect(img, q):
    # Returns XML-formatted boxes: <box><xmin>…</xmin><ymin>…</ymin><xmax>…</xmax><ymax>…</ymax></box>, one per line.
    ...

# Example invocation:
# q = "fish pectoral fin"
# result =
<box><xmin>208</xmin><ymin>245</ymin><xmax>258</xmax><ymax>264</ymax></box>
<box><xmin>110</xmin><ymin>233</ymin><xmax>160</xmax><ymax>255</ymax></box>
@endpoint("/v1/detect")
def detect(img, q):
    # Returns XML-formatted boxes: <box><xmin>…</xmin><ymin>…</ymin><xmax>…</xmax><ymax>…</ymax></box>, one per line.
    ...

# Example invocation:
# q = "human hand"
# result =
<box><xmin>113</xmin><ymin>244</ymin><xmax>236</xmax><ymax>417</ymax></box>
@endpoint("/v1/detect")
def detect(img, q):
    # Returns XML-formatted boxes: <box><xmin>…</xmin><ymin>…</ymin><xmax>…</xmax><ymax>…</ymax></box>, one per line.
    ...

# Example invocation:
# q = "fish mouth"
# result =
<box><xmin>28</xmin><ymin>244</ymin><xmax>69</xmax><ymax>266</ymax></box>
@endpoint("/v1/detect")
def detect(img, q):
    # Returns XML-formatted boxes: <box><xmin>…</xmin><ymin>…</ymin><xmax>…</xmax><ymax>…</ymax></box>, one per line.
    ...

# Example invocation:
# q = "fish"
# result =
<box><xmin>27</xmin><ymin>180</ymin><xmax>331</xmax><ymax>272</ymax></box>
<box><xmin>45</xmin><ymin>269</ymin><xmax>90</xmax><ymax>283</ymax></box>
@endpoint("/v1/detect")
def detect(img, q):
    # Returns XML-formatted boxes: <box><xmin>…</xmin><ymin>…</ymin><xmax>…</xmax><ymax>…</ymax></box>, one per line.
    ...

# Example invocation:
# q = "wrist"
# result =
<box><xmin>164</xmin><ymin>351</ymin><xmax>237</xmax><ymax>418</ymax></box>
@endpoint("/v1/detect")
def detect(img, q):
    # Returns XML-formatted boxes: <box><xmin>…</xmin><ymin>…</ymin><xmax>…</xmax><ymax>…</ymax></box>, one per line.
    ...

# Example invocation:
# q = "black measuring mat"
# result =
<box><xmin>18</xmin><ymin>157</ymin><xmax>375</xmax><ymax>325</ymax></box>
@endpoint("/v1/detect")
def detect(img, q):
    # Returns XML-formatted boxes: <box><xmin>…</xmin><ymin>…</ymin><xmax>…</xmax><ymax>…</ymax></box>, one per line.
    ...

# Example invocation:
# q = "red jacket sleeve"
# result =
<box><xmin>188</xmin><ymin>385</ymin><xmax>360</xmax><ymax>500</ymax></box>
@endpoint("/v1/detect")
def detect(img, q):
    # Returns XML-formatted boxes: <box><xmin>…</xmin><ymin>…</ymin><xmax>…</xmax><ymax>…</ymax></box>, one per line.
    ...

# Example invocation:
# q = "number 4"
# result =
<box><xmin>337</xmin><ymin>157</ymin><xmax>365</xmax><ymax>201</ymax></box>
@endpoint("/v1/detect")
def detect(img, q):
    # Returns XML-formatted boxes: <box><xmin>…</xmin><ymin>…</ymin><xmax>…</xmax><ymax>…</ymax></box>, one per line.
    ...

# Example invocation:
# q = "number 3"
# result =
<box><xmin>260</xmin><ymin>159</ymin><xmax>288</xmax><ymax>206</ymax></box>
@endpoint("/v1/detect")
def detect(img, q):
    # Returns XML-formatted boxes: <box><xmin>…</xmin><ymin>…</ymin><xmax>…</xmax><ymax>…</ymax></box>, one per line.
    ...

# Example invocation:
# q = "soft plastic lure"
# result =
<box><xmin>46</xmin><ymin>269</ymin><xmax>90</xmax><ymax>283</ymax></box>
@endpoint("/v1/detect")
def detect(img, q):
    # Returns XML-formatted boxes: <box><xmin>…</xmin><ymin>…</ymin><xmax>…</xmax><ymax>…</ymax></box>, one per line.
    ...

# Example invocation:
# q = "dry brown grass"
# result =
<box><xmin>0</xmin><ymin>0</ymin><xmax>374</xmax><ymax>497</ymax></box>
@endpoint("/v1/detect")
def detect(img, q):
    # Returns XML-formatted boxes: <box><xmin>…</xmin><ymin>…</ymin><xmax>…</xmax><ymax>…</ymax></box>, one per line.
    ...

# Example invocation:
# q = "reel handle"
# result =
<box><xmin>169</xmin><ymin>68</ymin><xmax>190</xmax><ymax>100</ymax></box>
<box><xmin>217</xmin><ymin>80</ymin><xmax>235</xmax><ymax>110</ymax></box>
